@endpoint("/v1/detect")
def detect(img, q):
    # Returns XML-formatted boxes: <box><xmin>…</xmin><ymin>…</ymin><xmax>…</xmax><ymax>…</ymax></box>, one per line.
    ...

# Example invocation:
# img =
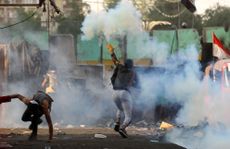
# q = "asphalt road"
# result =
<box><xmin>0</xmin><ymin>128</ymin><xmax>186</xmax><ymax>149</ymax></box>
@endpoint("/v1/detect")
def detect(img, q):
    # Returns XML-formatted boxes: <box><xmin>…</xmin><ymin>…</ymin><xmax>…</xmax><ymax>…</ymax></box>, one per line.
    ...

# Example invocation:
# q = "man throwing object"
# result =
<box><xmin>107</xmin><ymin>44</ymin><xmax>140</xmax><ymax>138</ymax></box>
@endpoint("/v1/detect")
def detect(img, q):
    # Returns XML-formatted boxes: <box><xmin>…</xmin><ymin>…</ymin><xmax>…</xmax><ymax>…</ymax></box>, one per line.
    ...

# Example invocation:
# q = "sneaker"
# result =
<box><xmin>114</xmin><ymin>124</ymin><xmax>120</xmax><ymax>132</ymax></box>
<box><xmin>118</xmin><ymin>129</ymin><xmax>128</xmax><ymax>138</ymax></box>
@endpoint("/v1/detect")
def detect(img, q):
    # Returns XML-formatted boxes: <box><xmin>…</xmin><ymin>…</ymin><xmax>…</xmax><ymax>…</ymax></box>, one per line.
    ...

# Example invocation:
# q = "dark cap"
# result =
<box><xmin>125</xmin><ymin>59</ymin><xmax>133</xmax><ymax>68</ymax></box>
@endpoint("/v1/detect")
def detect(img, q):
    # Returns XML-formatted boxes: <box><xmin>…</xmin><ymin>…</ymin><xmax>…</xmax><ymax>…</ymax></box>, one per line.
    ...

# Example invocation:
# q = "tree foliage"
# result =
<box><xmin>16</xmin><ymin>8</ymin><xmax>43</xmax><ymax>31</ymax></box>
<box><xmin>9</xmin><ymin>0</ymin><xmax>230</xmax><ymax>38</ymax></box>
<box><xmin>202</xmin><ymin>4</ymin><xmax>230</xmax><ymax>27</ymax></box>
<box><xmin>56</xmin><ymin>1</ymin><xmax>88</xmax><ymax>38</ymax></box>
<box><xmin>5</xmin><ymin>8</ymin><xmax>44</xmax><ymax>37</ymax></box>
<box><xmin>146</xmin><ymin>0</ymin><xmax>202</xmax><ymax>29</ymax></box>
<box><xmin>103</xmin><ymin>0</ymin><xmax>121</xmax><ymax>10</ymax></box>
<box><xmin>103</xmin><ymin>0</ymin><xmax>202</xmax><ymax>31</ymax></box>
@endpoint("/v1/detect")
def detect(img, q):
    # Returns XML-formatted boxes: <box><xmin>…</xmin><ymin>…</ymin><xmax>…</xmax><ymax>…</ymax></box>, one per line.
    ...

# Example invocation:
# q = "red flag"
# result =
<box><xmin>212</xmin><ymin>33</ymin><xmax>230</xmax><ymax>59</ymax></box>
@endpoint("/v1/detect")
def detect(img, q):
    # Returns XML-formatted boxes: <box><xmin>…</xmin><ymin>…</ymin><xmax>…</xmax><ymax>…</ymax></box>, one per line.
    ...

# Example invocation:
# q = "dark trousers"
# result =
<box><xmin>22</xmin><ymin>103</ymin><xmax>43</xmax><ymax>136</ymax></box>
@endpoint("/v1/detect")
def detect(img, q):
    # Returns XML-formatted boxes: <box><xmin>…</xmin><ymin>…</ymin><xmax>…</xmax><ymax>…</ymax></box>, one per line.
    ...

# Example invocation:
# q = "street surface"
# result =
<box><xmin>0</xmin><ymin>127</ymin><xmax>186</xmax><ymax>149</ymax></box>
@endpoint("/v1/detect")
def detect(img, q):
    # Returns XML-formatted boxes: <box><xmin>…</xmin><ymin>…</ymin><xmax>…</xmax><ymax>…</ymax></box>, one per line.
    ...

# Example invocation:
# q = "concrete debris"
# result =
<box><xmin>135</xmin><ymin>120</ymin><xmax>148</xmax><ymax>127</ymax></box>
<box><xmin>6</xmin><ymin>135</ymin><xmax>12</xmax><ymax>138</ymax></box>
<box><xmin>150</xmin><ymin>139</ymin><xmax>159</xmax><ymax>143</ymax></box>
<box><xmin>22</xmin><ymin>131</ymin><xmax>31</xmax><ymax>135</ymax></box>
<box><xmin>56</xmin><ymin>130</ymin><xmax>66</xmax><ymax>135</ymax></box>
<box><xmin>7</xmin><ymin>132</ymin><xmax>19</xmax><ymax>136</ymax></box>
<box><xmin>151</xmin><ymin>129</ymin><xmax>167</xmax><ymax>141</ymax></box>
<box><xmin>66</xmin><ymin>124</ymin><xmax>74</xmax><ymax>128</ymax></box>
<box><xmin>44</xmin><ymin>145</ymin><xmax>51</xmax><ymax>149</ymax></box>
<box><xmin>54</xmin><ymin>127</ymin><xmax>60</xmax><ymax>131</ymax></box>
<box><xmin>136</xmin><ymin>128</ymin><xmax>148</xmax><ymax>131</ymax></box>
<box><xmin>0</xmin><ymin>142</ymin><xmax>13</xmax><ymax>148</ymax></box>
<box><xmin>53</xmin><ymin>122</ymin><xmax>61</xmax><ymax>128</ymax></box>
<box><xmin>80</xmin><ymin>125</ymin><xmax>86</xmax><ymax>128</ymax></box>
<box><xmin>94</xmin><ymin>133</ymin><xmax>107</xmax><ymax>139</ymax></box>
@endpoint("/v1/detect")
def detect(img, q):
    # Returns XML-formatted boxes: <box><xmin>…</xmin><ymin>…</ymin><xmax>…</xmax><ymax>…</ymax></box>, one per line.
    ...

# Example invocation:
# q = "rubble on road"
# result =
<box><xmin>94</xmin><ymin>133</ymin><xmax>107</xmax><ymax>139</ymax></box>
<box><xmin>0</xmin><ymin>142</ymin><xmax>13</xmax><ymax>148</ymax></box>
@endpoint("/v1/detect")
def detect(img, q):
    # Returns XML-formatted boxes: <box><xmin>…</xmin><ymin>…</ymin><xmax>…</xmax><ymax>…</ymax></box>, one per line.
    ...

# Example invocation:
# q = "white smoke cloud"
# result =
<box><xmin>1</xmin><ymin>0</ymin><xmax>230</xmax><ymax>148</ymax></box>
<box><xmin>135</xmin><ymin>42</ymin><xmax>230</xmax><ymax>148</ymax></box>
<box><xmin>167</xmin><ymin>125</ymin><xmax>230</xmax><ymax>149</ymax></box>
<box><xmin>199</xmin><ymin>128</ymin><xmax>230</xmax><ymax>149</ymax></box>
<box><xmin>81</xmin><ymin>0</ymin><xmax>170</xmax><ymax>64</ymax></box>
<box><xmin>81</xmin><ymin>0</ymin><xmax>143</xmax><ymax>40</ymax></box>
<box><xmin>163</xmin><ymin>46</ymin><xmax>230</xmax><ymax>148</ymax></box>
<box><xmin>0</xmin><ymin>31</ymin><xmax>116</xmax><ymax>128</ymax></box>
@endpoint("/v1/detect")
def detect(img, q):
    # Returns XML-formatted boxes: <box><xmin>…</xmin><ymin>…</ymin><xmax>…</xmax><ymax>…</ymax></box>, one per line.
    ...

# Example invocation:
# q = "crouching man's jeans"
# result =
<box><xmin>21</xmin><ymin>103</ymin><xmax>43</xmax><ymax>137</ymax></box>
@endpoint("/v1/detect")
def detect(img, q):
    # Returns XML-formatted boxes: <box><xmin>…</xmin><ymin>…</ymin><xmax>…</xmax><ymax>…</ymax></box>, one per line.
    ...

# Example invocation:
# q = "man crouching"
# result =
<box><xmin>8</xmin><ymin>91</ymin><xmax>53</xmax><ymax>141</ymax></box>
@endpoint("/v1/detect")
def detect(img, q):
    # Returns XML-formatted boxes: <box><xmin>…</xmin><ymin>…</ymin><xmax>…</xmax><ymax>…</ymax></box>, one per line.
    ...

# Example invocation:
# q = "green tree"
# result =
<box><xmin>5</xmin><ymin>8</ymin><xmax>44</xmax><ymax>36</ymax></box>
<box><xmin>202</xmin><ymin>4</ymin><xmax>230</xmax><ymax>27</ymax></box>
<box><xmin>56</xmin><ymin>1</ymin><xmax>89</xmax><ymax>39</ymax></box>
<box><xmin>103</xmin><ymin>0</ymin><xmax>202</xmax><ymax>33</ymax></box>
<box><xmin>144</xmin><ymin>0</ymin><xmax>202</xmax><ymax>31</ymax></box>
<box><xmin>18</xmin><ymin>9</ymin><xmax>42</xmax><ymax>30</ymax></box>
<box><xmin>103</xmin><ymin>0</ymin><xmax>121</xmax><ymax>10</ymax></box>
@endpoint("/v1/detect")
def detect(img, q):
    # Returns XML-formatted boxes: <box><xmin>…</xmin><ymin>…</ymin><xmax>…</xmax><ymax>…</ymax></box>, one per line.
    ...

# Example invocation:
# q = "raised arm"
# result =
<box><xmin>107</xmin><ymin>44</ymin><xmax>120</xmax><ymax>65</ymax></box>
<box><xmin>41</xmin><ymin>75</ymin><xmax>48</xmax><ymax>89</ymax></box>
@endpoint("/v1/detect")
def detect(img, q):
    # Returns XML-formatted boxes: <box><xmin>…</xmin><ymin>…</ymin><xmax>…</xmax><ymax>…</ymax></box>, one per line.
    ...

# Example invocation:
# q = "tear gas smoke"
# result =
<box><xmin>0</xmin><ymin>31</ymin><xmax>115</xmax><ymax>128</ymax></box>
<box><xmin>130</xmin><ymin>34</ymin><xmax>170</xmax><ymax>65</ymax></box>
<box><xmin>168</xmin><ymin>126</ymin><xmax>230</xmax><ymax>149</ymax></box>
<box><xmin>1</xmin><ymin>0</ymin><xmax>230</xmax><ymax>148</ymax></box>
<box><xmin>79</xmin><ymin>10</ymin><xmax>230</xmax><ymax>148</ymax></box>
<box><xmin>81</xmin><ymin>0</ymin><xmax>170</xmax><ymax>65</ymax></box>
<box><xmin>81</xmin><ymin>0</ymin><xmax>142</xmax><ymax>41</ymax></box>
<box><xmin>81</xmin><ymin>1</ymin><xmax>230</xmax><ymax>148</ymax></box>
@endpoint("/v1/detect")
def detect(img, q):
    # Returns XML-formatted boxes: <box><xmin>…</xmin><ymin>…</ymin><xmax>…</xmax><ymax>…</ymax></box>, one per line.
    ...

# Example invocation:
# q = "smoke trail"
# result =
<box><xmin>81</xmin><ymin>0</ymin><xmax>142</xmax><ymax>41</ymax></box>
<box><xmin>81</xmin><ymin>0</ymin><xmax>170</xmax><ymax>64</ymax></box>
